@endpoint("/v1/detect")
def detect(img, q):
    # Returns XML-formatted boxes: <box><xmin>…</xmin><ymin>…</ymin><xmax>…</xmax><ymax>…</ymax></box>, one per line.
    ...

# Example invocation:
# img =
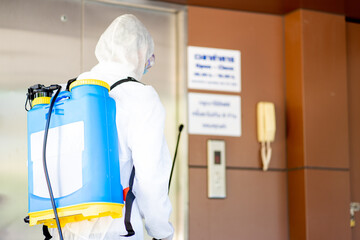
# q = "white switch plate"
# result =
<box><xmin>207</xmin><ymin>140</ymin><xmax>226</xmax><ymax>198</ymax></box>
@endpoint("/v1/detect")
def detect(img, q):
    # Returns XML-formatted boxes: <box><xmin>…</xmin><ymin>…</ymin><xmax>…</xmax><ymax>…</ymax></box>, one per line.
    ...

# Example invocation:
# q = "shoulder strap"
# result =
<box><xmin>111</xmin><ymin>77</ymin><xmax>142</xmax><ymax>237</ymax></box>
<box><xmin>122</xmin><ymin>166</ymin><xmax>136</xmax><ymax>237</ymax></box>
<box><xmin>65</xmin><ymin>76</ymin><xmax>141</xmax><ymax>92</ymax></box>
<box><xmin>110</xmin><ymin>77</ymin><xmax>143</xmax><ymax>91</ymax></box>
<box><xmin>42</xmin><ymin>225</ymin><xmax>52</xmax><ymax>240</ymax></box>
<box><xmin>65</xmin><ymin>77</ymin><xmax>77</xmax><ymax>91</ymax></box>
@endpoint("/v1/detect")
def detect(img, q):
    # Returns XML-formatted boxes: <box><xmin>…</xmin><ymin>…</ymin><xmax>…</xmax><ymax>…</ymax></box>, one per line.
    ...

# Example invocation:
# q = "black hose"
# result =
<box><xmin>42</xmin><ymin>85</ymin><xmax>64</xmax><ymax>240</ymax></box>
<box><xmin>168</xmin><ymin>124</ymin><xmax>184</xmax><ymax>191</ymax></box>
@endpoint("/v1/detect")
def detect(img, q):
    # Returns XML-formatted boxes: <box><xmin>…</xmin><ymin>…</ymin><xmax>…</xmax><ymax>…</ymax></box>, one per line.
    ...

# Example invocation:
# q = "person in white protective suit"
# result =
<box><xmin>50</xmin><ymin>14</ymin><xmax>174</xmax><ymax>240</ymax></box>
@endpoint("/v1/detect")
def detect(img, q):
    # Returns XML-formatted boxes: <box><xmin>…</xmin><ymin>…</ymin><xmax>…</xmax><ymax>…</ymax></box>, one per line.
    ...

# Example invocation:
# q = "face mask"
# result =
<box><xmin>144</xmin><ymin>54</ymin><xmax>155</xmax><ymax>74</ymax></box>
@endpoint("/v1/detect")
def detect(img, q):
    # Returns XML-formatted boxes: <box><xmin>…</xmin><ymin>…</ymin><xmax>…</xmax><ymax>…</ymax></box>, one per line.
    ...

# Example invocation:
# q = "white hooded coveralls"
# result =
<box><xmin>50</xmin><ymin>14</ymin><xmax>174</xmax><ymax>240</ymax></box>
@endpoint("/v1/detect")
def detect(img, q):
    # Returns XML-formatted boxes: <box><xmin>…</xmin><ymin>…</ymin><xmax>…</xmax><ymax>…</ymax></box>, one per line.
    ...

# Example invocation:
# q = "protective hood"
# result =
<box><xmin>78</xmin><ymin>14</ymin><xmax>154</xmax><ymax>85</ymax></box>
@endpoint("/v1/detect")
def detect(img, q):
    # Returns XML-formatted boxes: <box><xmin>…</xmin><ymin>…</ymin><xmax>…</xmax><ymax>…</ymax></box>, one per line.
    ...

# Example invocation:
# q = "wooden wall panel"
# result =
<box><xmin>306</xmin><ymin>170</ymin><xmax>351</xmax><ymax>240</ymax></box>
<box><xmin>188</xmin><ymin>6</ymin><xmax>288</xmax><ymax>240</ymax></box>
<box><xmin>285</xmin><ymin>10</ymin><xmax>305</xmax><ymax>169</ymax></box>
<box><xmin>347</xmin><ymin>22</ymin><xmax>360</xmax><ymax>240</ymax></box>
<box><xmin>189</xmin><ymin>168</ymin><xmax>288</xmax><ymax>240</ymax></box>
<box><xmin>301</xmin><ymin>10</ymin><xmax>349</xmax><ymax>168</ymax></box>
<box><xmin>286</xmin><ymin>10</ymin><xmax>349</xmax><ymax>170</ymax></box>
<box><xmin>285</xmin><ymin>10</ymin><xmax>351</xmax><ymax>240</ymax></box>
<box><xmin>288</xmin><ymin>170</ymin><xmax>306</xmax><ymax>240</ymax></box>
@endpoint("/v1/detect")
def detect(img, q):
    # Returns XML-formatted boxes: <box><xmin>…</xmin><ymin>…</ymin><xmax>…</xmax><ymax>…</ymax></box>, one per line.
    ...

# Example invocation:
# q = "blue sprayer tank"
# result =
<box><xmin>26</xmin><ymin>79</ymin><xmax>124</xmax><ymax>228</ymax></box>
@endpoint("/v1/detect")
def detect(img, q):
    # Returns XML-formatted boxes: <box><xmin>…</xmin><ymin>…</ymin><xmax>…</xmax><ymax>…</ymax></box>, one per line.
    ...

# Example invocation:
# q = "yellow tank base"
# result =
<box><xmin>28</xmin><ymin>202</ymin><xmax>124</xmax><ymax>228</ymax></box>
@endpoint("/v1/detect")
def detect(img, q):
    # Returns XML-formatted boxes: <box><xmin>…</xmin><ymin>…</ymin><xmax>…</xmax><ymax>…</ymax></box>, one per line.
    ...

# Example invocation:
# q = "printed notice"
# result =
<box><xmin>188</xmin><ymin>46</ymin><xmax>241</xmax><ymax>92</ymax></box>
<box><xmin>188</xmin><ymin>93</ymin><xmax>241</xmax><ymax>136</ymax></box>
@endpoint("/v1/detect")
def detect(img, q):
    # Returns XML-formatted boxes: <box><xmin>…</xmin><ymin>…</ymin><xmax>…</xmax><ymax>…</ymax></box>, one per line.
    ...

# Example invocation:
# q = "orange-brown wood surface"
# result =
<box><xmin>285</xmin><ymin>10</ymin><xmax>351</xmax><ymax>240</ymax></box>
<box><xmin>347</xmin><ymin>22</ymin><xmax>360</xmax><ymax>240</ymax></box>
<box><xmin>159</xmin><ymin>0</ymin><xmax>360</xmax><ymax>18</ymax></box>
<box><xmin>188</xmin><ymin>6</ymin><xmax>288</xmax><ymax>240</ymax></box>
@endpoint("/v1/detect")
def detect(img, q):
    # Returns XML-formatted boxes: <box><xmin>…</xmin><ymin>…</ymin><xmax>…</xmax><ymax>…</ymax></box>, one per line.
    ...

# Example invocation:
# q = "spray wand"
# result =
<box><xmin>152</xmin><ymin>124</ymin><xmax>184</xmax><ymax>240</ymax></box>
<box><xmin>168</xmin><ymin>124</ymin><xmax>184</xmax><ymax>191</ymax></box>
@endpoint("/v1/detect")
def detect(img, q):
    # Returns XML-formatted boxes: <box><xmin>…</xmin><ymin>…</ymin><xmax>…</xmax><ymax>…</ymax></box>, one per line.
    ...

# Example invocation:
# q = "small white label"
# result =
<box><xmin>31</xmin><ymin>121</ymin><xmax>84</xmax><ymax>198</ymax></box>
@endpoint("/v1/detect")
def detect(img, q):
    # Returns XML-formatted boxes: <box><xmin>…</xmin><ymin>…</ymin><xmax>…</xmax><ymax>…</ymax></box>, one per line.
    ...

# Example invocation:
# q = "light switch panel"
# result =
<box><xmin>207</xmin><ymin>140</ymin><xmax>226</xmax><ymax>198</ymax></box>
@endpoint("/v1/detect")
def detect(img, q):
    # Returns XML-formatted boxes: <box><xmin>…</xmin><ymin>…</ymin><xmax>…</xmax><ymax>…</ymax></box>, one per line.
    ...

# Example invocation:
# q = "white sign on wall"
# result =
<box><xmin>188</xmin><ymin>46</ymin><xmax>241</xmax><ymax>92</ymax></box>
<box><xmin>188</xmin><ymin>92</ymin><xmax>241</xmax><ymax>136</ymax></box>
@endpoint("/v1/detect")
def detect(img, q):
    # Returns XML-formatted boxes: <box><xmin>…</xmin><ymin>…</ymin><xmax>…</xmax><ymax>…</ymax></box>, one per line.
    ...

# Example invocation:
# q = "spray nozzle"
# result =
<box><xmin>25</xmin><ymin>84</ymin><xmax>61</xmax><ymax>111</ymax></box>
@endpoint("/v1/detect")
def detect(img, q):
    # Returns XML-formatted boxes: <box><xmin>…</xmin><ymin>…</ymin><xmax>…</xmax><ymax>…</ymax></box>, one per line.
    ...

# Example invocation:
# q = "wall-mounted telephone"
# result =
<box><xmin>257</xmin><ymin>102</ymin><xmax>276</xmax><ymax>171</ymax></box>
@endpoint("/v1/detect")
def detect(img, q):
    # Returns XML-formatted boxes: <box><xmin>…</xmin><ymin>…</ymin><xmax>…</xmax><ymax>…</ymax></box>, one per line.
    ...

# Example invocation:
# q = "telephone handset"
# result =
<box><xmin>257</xmin><ymin>102</ymin><xmax>276</xmax><ymax>171</ymax></box>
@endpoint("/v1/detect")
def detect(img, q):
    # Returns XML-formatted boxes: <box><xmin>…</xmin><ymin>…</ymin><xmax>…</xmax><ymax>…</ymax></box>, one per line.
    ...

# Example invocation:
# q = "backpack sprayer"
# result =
<box><xmin>24</xmin><ymin>80</ymin><xmax>184</xmax><ymax>240</ymax></box>
<box><xmin>24</xmin><ymin>80</ymin><xmax>124</xmax><ymax>240</ymax></box>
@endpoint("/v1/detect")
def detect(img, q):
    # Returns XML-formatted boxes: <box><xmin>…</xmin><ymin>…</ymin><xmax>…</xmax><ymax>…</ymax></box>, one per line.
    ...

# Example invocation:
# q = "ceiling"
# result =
<box><xmin>156</xmin><ymin>0</ymin><xmax>360</xmax><ymax>20</ymax></box>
